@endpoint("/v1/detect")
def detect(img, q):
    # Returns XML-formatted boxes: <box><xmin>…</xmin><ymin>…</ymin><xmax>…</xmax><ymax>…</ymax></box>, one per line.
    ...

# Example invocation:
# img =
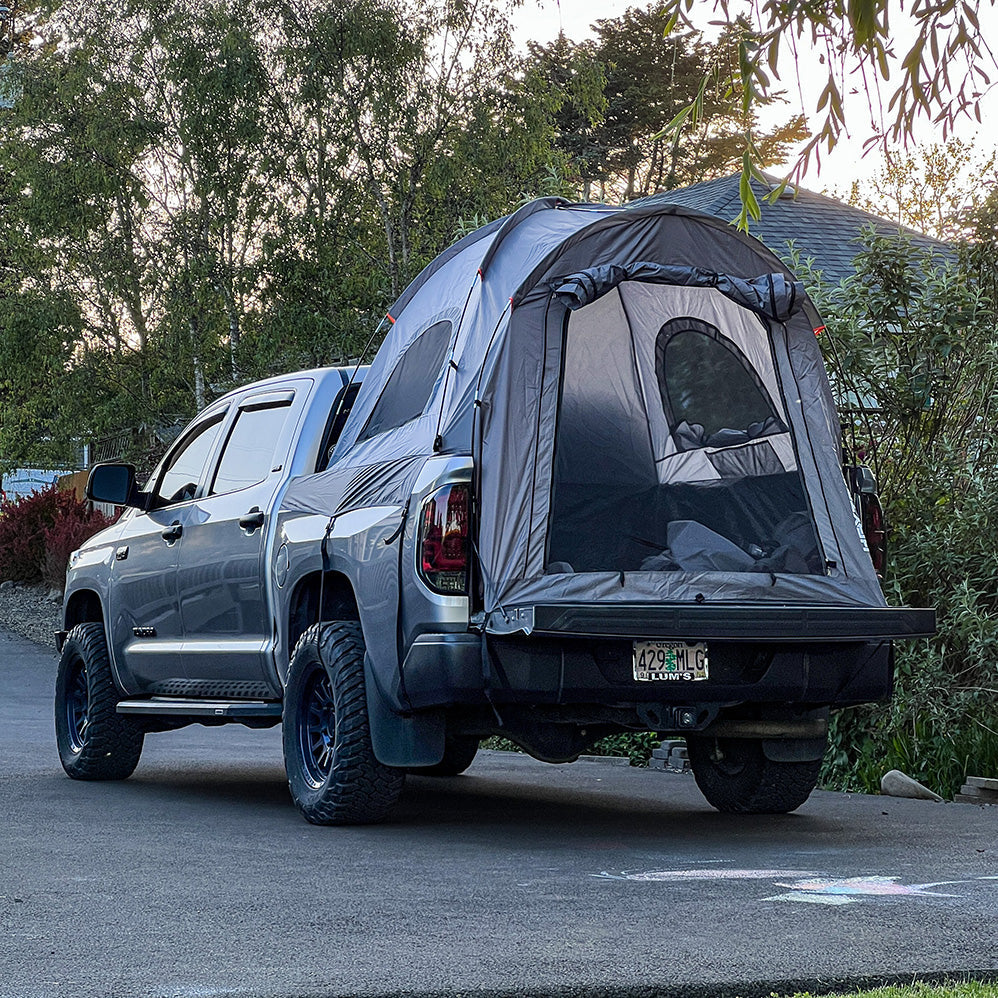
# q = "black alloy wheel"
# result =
<box><xmin>298</xmin><ymin>667</ymin><xmax>336</xmax><ymax>788</ymax></box>
<box><xmin>283</xmin><ymin>622</ymin><xmax>405</xmax><ymax>825</ymax></box>
<box><xmin>63</xmin><ymin>657</ymin><xmax>91</xmax><ymax>755</ymax></box>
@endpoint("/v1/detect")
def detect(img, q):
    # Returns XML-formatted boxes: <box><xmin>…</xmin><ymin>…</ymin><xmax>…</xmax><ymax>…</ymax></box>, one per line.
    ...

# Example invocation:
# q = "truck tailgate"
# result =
<box><xmin>487</xmin><ymin>603</ymin><xmax>936</xmax><ymax>641</ymax></box>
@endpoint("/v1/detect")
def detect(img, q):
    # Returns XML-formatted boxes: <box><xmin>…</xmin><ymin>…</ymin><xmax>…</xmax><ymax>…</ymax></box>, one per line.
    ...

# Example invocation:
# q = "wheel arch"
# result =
<box><xmin>287</xmin><ymin>570</ymin><xmax>361</xmax><ymax>655</ymax></box>
<box><xmin>64</xmin><ymin>588</ymin><xmax>105</xmax><ymax>633</ymax></box>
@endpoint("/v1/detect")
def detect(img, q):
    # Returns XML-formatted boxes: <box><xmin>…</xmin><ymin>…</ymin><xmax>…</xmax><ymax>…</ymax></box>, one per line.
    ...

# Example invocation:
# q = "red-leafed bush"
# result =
<box><xmin>0</xmin><ymin>485</ymin><xmax>114</xmax><ymax>590</ymax></box>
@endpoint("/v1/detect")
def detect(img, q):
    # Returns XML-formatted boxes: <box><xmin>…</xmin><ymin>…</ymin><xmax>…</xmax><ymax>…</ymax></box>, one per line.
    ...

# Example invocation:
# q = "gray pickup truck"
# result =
<box><xmin>55</xmin><ymin>199</ymin><xmax>934</xmax><ymax>824</ymax></box>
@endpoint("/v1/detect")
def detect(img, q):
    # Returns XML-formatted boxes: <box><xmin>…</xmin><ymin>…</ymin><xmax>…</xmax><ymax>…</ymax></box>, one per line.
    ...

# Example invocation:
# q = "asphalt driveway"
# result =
<box><xmin>2</xmin><ymin>626</ymin><xmax>996</xmax><ymax>998</ymax></box>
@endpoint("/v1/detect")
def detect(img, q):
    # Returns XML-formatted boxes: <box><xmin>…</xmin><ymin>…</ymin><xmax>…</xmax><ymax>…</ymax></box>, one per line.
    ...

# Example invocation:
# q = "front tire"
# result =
<box><xmin>55</xmin><ymin>622</ymin><xmax>144</xmax><ymax>780</ymax></box>
<box><xmin>283</xmin><ymin>622</ymin><xmax>405</xmax><ymax>825</ymax></box>
<box><xmin>687</xmin><ymin>735</ymin><xmax>822</xmax><ymax>814</ymax></box>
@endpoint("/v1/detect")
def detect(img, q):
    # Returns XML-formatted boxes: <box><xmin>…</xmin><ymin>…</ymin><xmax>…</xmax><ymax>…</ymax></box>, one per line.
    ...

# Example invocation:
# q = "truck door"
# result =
<box><xmin>174</xmin><ymin>389</ymin><xmax>299</xmax><ymax>689</ymax></box>
<box><xmin>109</xmin><ymin>411</ymin><xmax>227</xmax><ymax>692</ymax></box>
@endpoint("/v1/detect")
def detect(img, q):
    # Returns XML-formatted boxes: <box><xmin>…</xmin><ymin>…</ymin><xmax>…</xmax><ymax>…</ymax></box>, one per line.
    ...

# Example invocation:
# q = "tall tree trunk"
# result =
<box><xmin>227</xmin><ymin>304</ymin><xmax>240</xmax><ymax>382</ymax></box>
<box><xmin>115</xmin><ymin>192</ymin><xmax>151</xmax><ymax>401</ymax></box>
<box><xmin>189</xmin><ymin>316</ymin><xmax>206</xmax><ymax>412</ymax></box>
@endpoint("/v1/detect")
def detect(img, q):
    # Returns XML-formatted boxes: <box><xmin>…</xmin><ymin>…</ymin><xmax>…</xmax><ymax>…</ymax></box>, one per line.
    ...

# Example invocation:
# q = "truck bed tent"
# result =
<box><xmin>283</xmin><ymin>199</ymin><xmax>886</xmax><ymax>628</ymax></box>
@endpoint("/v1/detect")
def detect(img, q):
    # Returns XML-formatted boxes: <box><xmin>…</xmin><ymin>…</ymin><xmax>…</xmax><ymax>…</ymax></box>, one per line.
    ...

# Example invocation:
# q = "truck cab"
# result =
<box><xmin>59</xmin><ymin>368</ymin><xmax>360</xmax><ymax>718</ymax></box>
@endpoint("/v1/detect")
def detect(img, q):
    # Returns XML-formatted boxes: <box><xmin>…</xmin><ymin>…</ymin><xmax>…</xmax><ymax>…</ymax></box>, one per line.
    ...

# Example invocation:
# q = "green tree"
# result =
<box><xmin>0</xmin><ymin>0</ymin><xmax>570</xmax><ymax>465</ymax></box>
<box><xmin>525</xmin><ymin>3</ymin><xmax>808</xmax><ymax>202</ymax></box>
<box><xmin>838</xmin><ymin>139</ymin><xmax>998</xmax><ymax>241</ymax></box>
<box><xmin>253</xmin><ymin>0</ymin><xmax>570</xmax><ymax>375</ymax></box>
<box><xmin>521</xmin><ymin>32</ymin><xmax>607</xmax><ymax>200</ymax></box>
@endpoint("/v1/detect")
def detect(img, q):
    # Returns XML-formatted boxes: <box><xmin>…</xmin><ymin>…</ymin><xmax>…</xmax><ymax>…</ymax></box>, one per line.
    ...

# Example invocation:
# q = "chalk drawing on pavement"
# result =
<box><xmin>763</xmin><ymin>875</ymin><xmax>964</xmax><ymax>906</ymax></box>
<box><xmin>593</xmin><ymin>868</ymin><xmax>997</xmax><ymax>906</ymax></box>
<box><xmin>593</xmin><ymin>869</ymin><xmax>815</xmax><ymax>883</ymax></box>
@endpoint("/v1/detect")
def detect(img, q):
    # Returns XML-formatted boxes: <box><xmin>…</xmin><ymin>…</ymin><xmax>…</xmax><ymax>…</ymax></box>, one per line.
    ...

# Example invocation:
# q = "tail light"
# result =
<box><xmin>859</xmin><ymin>492</ymin><xmax>887</xmax><ymax>576</ymax></box>
<box><xmin>847</xmin><ymin>465</ymin><xmax>887</xmax><ymax>576</ymax></box>
<box><xmin>417</xmin><ymin>483</ymin><xmax>470</xmax><ymax>594</ymax></box>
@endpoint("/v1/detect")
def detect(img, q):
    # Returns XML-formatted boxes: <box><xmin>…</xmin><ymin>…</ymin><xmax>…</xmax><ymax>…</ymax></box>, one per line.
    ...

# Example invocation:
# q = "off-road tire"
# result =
<box><xmin>407</xmin><ymin>735</ymin><xmax>479</xmax><ymax>777</ymax></box>
<box><xmin>55</xmin><ymin>622</ymin><xmax>144</xmax><ymax>780</ymax></box>
<box><xmin>687</xmin><ymin>735</ymin><xmax>822</xmax><ymax>814</ymax></box>
<box><xmin>283</xmin><ymin>622</ymin><xmax>405</xmax><ymax>825</ymax></box>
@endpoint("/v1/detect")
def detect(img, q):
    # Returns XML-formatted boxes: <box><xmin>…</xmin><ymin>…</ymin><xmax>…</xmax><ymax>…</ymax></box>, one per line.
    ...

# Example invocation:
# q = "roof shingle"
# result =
<box><xmin>634</xmin><ymin>172</ymin><xmax>951</xmax><ymax>286</ymax></box>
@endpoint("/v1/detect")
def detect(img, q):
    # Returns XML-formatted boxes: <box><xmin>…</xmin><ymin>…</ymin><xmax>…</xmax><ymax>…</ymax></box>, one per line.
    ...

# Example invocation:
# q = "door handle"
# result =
<box><xmin>239</xmin><ymin>507</ymin><xmax>265</xmax><ymax>532</ymax></box>
<box><xmin>161</xmin><ymin>522</ymin><xmax>183</xmax><ymax>542</ymax></box>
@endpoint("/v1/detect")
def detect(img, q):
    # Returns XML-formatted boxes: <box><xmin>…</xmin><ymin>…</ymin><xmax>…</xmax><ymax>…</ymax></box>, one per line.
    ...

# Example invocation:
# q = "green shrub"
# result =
<box><xmin>798</xmin><ymin>232</ymin><xmax>998</xmax><ymax>798</ymax></box>
<box><xmin>588</xmin><ymin>731</ymin><xmax>660</xmax><ymax>765</ymax></box>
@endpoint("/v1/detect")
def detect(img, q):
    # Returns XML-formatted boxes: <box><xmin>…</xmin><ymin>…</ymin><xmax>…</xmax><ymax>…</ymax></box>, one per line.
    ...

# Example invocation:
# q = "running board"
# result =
<box><xmin>116</xmin><ymin>697</ymin><xmax>282</xmax><ymax>719</ymax></box>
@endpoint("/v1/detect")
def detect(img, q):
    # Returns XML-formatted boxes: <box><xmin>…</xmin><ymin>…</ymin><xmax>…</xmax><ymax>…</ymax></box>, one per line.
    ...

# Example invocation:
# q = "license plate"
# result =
<box><xmin>632</xmin><ymin>640</ymin><xmax>708</xmax><ymax>682</ymax></box>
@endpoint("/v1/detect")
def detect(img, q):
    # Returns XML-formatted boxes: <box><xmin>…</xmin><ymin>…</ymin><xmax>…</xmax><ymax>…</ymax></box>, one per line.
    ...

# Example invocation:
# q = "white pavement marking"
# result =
<box><xmin>593</xmin><ymin>869</ymin><xmax>816</xmax><ymax>882</ymax></box>
<box><xmin>762</xmin><ymin>892</ymin><xmax>857</xmax><ymax>906</ymax></box>
<box><xmin>594</xmin><ymin>868</ymin><xmax>998</xmax><ymax>907</ymax></box>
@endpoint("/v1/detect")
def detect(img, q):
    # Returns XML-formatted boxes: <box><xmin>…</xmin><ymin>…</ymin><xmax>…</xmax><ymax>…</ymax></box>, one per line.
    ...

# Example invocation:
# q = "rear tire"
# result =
<box><xmin>283</xmin><ymin>622</ymin><xmax>405</xmax><ymax>825</ymax></box>
<box><xmin>687</xmin><ymin>735</ymin><xmax>822</xmax><ymax>814</ymax></box>
<box><xmin>55</xmin><ymin>622</ymin><xmax>144</xmax><ymax>780</ymax></box>
<box><xmin>407</xmin><ymin>735</ymin><xmax>479</xmax><ymax>777</ymax></box>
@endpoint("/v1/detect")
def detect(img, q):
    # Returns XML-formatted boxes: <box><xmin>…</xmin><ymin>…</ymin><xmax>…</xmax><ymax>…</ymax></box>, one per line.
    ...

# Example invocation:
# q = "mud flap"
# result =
<box><xmin>364</xmin><ymin>653</ymin><xmax>446</xmax><ymax>767</ymax></box>
<box><xmin>762</xmin><ymin>736</ymin><xmax>827</xmax><ymax>763</ymax></box>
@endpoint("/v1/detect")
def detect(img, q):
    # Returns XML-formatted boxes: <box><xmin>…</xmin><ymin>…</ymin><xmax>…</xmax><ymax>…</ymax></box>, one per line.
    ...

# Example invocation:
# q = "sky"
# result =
<box><xmin>510</xmin><ymin>0</ymin><xmax>998</xmax><ymax>197</ymax></box>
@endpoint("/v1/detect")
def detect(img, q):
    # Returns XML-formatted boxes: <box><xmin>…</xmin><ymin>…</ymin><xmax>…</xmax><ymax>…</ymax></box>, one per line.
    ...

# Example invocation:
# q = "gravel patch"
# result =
<box><xmin>0</xmin><ymin>581</ymin><xmax>62</xmax><ymax>651</ymax></box>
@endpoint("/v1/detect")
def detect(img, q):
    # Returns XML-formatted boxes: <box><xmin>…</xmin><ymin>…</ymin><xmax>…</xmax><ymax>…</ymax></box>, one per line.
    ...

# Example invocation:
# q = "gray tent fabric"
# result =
<box><xmin>553</xmin><ymin>261</ymin><xmax>803</xmax><ymax>321</ymax></box>
<box><xmin>282</xmin><ymin>454</ymin><xmax>426</xmax><ymax>519</ymax></box>
<box><xmin>281</xmin><ymin>199</ymin><xmax>887</xmax><ymax>630</ymax></box>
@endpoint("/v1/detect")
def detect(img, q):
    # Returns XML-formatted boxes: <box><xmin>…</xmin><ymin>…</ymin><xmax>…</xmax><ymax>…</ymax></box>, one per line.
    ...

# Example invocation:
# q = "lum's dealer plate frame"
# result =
<box><xmin>633</xmin><ymin>640</ymin><xmax>708</xmax><ymax>682</ymax></box>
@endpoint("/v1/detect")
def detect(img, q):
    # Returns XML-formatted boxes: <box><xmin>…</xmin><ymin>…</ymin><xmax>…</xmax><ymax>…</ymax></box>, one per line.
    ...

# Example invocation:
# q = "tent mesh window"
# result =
<box><xmin>547</xmin><ymin>291</ymin><xmax>823</xmax><ymax>576</ymax></box>
<box><xmin>358</xmin><ymin>320</ymin><xmax>452</xmax><ymax>442</ymax></box>
<box><xmin>656</xmin><ymin>317</ymin><xmax>785</xmax><ymax>450</ymax></box>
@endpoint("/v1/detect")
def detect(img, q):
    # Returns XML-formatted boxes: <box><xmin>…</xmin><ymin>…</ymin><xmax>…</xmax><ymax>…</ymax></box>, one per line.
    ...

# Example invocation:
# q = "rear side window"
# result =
<box><xmin>358</xmin><ymin>320</ymin><xmax>452</xmax><ymax>442</ymax></box>
<box><xmin>210</xmin><ymin>402</ymin><xmax>293</xmax><ymax>496</ymax></box>
<box><xmin>316</xmin><ymin>382</ymin><xmax>362</xmax><ymax>472</ymax></box>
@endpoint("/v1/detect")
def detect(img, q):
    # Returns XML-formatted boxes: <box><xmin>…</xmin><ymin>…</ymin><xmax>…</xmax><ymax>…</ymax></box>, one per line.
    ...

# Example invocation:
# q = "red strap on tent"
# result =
<box><xmin>386</xmin><ymin>313</ymin><xmax>396</xmax><ymax>324</ymax></box>
<box><xmin>813</xmin><ymin>325</ymin><xmax>825</xmax><ymax>336</ymax></box>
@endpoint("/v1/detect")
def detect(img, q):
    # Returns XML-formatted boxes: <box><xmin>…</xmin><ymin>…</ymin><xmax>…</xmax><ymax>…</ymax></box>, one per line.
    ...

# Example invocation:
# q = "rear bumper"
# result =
<box><xmin>403</xmin><ymin>631</ymin><xmax>920</xmax><ymax>716</ymax></box>
<box><xmin>485</xmin><ymin>602</ymin><xmax>936</xmax><ymax>641</ymax></box>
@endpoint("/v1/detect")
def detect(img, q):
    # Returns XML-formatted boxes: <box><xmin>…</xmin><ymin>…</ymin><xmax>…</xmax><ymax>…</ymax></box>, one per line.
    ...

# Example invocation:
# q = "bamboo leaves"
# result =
<box><xmin>658</xmin><ymin>0</ymin><xmax>997</xmax><ymax>227</ymax></box>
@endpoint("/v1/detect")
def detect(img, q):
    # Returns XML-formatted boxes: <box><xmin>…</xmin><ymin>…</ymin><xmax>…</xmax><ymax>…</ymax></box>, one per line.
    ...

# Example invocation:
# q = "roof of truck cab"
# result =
<box><xmin>210</xmin><ymin>366</ymin><xmax>366</xmax><ymax>408</ymax></box>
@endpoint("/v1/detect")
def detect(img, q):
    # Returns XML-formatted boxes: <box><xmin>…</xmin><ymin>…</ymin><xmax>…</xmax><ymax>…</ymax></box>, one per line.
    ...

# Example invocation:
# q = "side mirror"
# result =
<box><xmin>86</xmin><ymin>463</ymin><xmax>142</xmax><ymax>508</ymax></box>
<box><xmin>849</xmin><ymin>464</ymin><xmax>877</xmax><ymax>495</ymax></box>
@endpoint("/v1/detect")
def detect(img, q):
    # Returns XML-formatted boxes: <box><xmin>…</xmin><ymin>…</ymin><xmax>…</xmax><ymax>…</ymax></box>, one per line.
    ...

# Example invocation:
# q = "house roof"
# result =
<box><xmin>634</xmin><ymin>172</ymin><xmax>951</xmax><ymax>286</ymax></box>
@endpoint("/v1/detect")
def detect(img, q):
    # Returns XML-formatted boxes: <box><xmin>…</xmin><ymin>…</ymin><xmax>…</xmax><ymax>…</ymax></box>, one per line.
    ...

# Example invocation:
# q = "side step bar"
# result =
<box><xmin>117</xmin><ymin>697</ymin><xmax>282</xmax><ymax>720</ymax></box>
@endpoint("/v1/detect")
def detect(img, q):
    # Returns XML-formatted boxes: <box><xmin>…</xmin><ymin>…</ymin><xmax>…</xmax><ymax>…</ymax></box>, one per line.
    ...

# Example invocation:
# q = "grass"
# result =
<box><xmin>791</xmin><ymin>983</ymin><xmax>998</xmax><ymax>998</ymax></box>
